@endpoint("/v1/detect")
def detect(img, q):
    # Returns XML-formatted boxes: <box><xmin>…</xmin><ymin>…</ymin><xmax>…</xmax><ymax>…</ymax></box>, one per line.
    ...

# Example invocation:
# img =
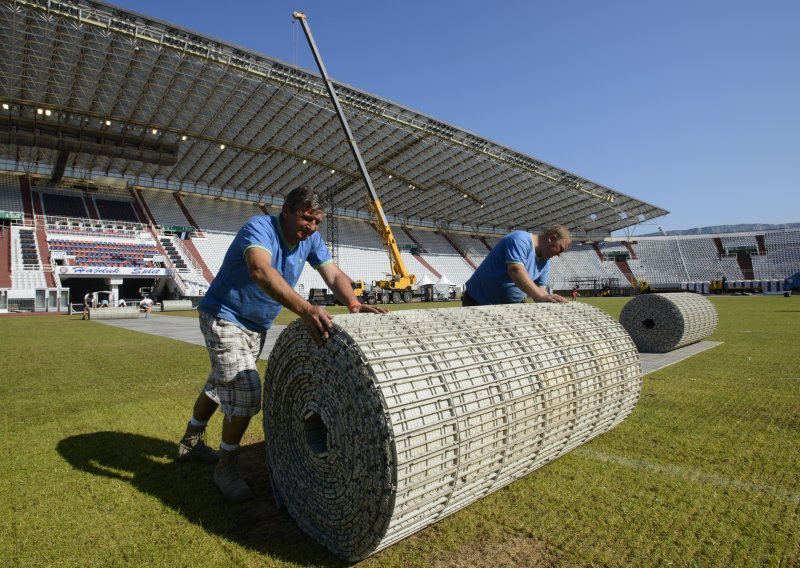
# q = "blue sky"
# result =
<box><xmin>109</xmin><ymin>1</ymin><xmax>799</xmax><ymax>234</ymax></box>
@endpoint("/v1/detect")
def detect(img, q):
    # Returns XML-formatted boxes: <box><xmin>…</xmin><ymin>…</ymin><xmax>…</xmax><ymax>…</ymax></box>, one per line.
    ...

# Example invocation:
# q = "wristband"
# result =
<box><xmin>347</xmin><ymin>300</ymin><xmax>361</xmax><ymax>312</ymax></box>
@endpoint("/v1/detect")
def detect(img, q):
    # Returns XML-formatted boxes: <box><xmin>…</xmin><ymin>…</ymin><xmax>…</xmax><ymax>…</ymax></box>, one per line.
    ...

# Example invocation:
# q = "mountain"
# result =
<box><xmin>642</xmin><ymin>222</ymin><xmax>800</xmax><ymax>236</ymax></box>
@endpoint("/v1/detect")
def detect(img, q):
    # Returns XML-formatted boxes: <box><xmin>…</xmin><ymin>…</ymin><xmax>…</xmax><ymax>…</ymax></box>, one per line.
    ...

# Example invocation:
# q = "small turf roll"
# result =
<box><xmin>619</xmin><ymin>293</ymin><xmax>718</xmax><ymax>353</ymax></box>
<box><xmin>263</xmin><ymin>302</ymin><xmax>642</xmax><ymax>561</ymax></box>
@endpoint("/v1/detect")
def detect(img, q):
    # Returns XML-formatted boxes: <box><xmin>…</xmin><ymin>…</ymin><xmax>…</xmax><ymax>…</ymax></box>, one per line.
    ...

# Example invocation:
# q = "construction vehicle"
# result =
<box><xmin>308</xmin><ymin>288</ymin><xmax>336</xmax><ymax>306</ymax></box>
<box><xmin>294</xmin><ymin>12</ymin><xmax>417</xmax><ymax>304</ymax></box>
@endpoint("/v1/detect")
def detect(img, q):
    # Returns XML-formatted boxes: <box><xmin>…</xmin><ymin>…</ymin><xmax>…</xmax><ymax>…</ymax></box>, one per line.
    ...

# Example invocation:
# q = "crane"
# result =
<box><xmin>293</xmin><ymin>12</ymin><xmax>417</xmax><ymax>303</ymax></box>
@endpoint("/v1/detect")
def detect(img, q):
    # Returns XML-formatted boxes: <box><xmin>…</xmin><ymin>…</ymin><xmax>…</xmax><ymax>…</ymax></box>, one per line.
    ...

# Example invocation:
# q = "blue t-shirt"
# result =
<box><xmin>465</xmin><ymin>231</ymin><xmax>551</xmax><ymax>305</ymax></box>
<box><xmin>198</xmin><ymin>215</ymin><xmax>332</xmax><ymax>332</ymax></box>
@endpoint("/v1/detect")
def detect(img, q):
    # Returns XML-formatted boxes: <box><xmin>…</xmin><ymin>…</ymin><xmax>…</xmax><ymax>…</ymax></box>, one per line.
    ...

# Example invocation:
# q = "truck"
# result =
<box><xmin>294</xmin><ymin>12</ymin><xmax>418</xmax><ymax>304</ymax></box>
<box><xmin>308</xmin><ymin>288</ymin><xmax>336</xmax><ymax>306</ymax></box>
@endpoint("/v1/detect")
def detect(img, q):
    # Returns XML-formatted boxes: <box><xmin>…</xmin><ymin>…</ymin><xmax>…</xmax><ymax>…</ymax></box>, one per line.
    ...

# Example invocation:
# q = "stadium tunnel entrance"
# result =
<box><xmin>60</xmin><ymin>275</ymin><xmax>164</xmax><ymax>309</ymax></box>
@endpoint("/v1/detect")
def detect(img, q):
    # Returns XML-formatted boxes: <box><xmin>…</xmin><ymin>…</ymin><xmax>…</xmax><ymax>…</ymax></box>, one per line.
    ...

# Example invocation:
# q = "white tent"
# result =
<box><xmin>434</xmin><ymin>274</ymin><xmax>454</xmax><ymax>286</ymax></box>
<box><xmin>433</xmin><ymin>274</ymin><xmax>455</xmax><ymax>299</ymax></box>
<box><xmin>417</xmin><ymin>273</ymin><xmax>435</xmax><ymax>286</ymax></box>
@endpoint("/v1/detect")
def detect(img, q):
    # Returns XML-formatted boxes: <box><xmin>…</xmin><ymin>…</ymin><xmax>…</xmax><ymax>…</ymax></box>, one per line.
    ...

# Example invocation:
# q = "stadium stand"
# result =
<box><xmin>190</xmin><ymin>232</ymin><xmax>236</xmax><ymax>275</ymax></box>
<box><xmin>393</xmin><ymin>227</ymin><xmax>441</xmax><ymax>281</ymax></box>
<box><xmin>333</xmin><ymin>217</ymin><xmax>394</xmax><ymax>283</ymax></box>
<box><xmin>2</xmin><ymin>184</ymin><xmax>799</xmax><ymax>309</ymax></box>
<box><xmin>95</xmin><ymin>198</ymin><xmax>139</xmax><ymax>223</ymax></box>
<box><xmin>181</xmin><ymin>193</ymin><xmax>262</xmax><ymax>233</ymax></box>
<box><xmin>40</xmin><ymin>192</ymin><xmax>88</xmax><ymax>218</ymax></box>
<box><xmin>761</xmin><ymin>230</ymin><xmax>800</xmax><ymax>279</ymax></box>
<box><xmin>159</xmin><ymin>236</ymin><xmax>209</xmax><ymax>294</ymax></box>
<box><xmin>47</xmin><ymin>237</ymin><xmax>158</xmax><ymax>267</ymax></box>
<box><xmin>0</xmin><ymin>173</ymin><xmax>24</xmax><ymax>214</ymax></box>
<box><xmin>628</xmin><ymin>239</ymin><xmax>688</xmax><ymax>284</ymax></box>
<box><xmin>678</xmin><ymin>237</ymin><xmax>743</xmax><ymax>281</ymax></box>
<box><xmin>446</xmin><ymin>233</ymin><xmax>491</xmax><ymax>268</ymax></box>
<box><xmin>720</xmin><ymin>234</ymin><xmax>760</xmax><ymax>253</ymax></box>
<box><xmin>140</xmin><ymin>189</ymin><xmax>195</xmax><ymax>229</ymax></box>
<box><xmin>548</xmin><ymin>242</ymin><xmax>628</xmax><ymax>290</ymax></box>
<box><xmin>406</xmin><ymin>228</ymin><xmax>474</xmax><ymax>288</ymax></box>
<box><xmin>10</xmin><ymin>227</ymin><xmax>45</xmax><ymax>289</ymax></box>
<box><xmin>3</xmin><ymin>0</ymin><xmax>797</xmax><ymax>314</ymax></box>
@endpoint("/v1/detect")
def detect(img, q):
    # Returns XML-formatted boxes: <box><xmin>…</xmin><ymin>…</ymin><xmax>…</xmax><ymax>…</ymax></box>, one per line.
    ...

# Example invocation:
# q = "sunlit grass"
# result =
<box><xmin>2</xmin><ymin>295</ymin><xmax>798</xmax><ymax>567</ymax></box>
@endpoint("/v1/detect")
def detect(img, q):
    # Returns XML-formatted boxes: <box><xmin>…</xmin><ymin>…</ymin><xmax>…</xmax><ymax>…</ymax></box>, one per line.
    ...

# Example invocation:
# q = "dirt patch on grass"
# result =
<box><xmin>428</xmin><ymin>536</ymin><xmax>555</xmax><ymax>568</ymax></box>
<box><xmin>428</xmin><ymin>534</ymin><xmax>554</xmax><ymax>568</ymax></box>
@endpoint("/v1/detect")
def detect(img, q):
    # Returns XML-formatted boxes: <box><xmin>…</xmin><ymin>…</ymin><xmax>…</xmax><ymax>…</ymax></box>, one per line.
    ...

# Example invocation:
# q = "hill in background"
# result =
<box><xmin>642</xmin><ymin>222</ymin><xmax>800</xmax><ymax>236</ymax></box>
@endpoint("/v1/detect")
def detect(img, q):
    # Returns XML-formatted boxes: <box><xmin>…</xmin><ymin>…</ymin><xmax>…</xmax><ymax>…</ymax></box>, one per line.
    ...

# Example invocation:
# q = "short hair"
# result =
<box><xmin>283</xmin><ymin>186</ymin><xmax>327</xmax><ymax>213</ymax></box>
<box><xmin>541</xmin><ymin>224</ymin><xmax>572</xmax><ymax>242</ymax></box>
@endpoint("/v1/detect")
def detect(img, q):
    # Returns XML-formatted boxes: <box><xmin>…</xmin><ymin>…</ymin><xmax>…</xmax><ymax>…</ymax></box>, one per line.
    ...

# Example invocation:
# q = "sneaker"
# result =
<box><xmin>176</xmin><ymin>423</ymin><xmax>219</xmax><ymax>463</ymax></box>
<box><xmin>214</xmin><ymin>448</ymin><xmax>253</xmax><ymax>502</ymax></box>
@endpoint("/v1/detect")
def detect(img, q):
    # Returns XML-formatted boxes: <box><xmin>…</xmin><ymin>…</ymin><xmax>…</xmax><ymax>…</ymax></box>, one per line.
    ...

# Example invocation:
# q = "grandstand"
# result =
<box><xmin>2</xmin><ymin>165</ymin><xmax>798</xmax><ymax>311</ymax></box>
<box><xmin>0</xmin><ymin>0</ymin><xmax>797</xmax><ymax>312</ymax></box>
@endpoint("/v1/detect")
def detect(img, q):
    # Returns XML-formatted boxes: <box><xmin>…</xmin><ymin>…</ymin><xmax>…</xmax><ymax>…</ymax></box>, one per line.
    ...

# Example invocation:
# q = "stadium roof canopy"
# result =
<box><xmin>0</xmin><ymin>0</ymin><xmax>668</xmax><ymax>238</ymax></box>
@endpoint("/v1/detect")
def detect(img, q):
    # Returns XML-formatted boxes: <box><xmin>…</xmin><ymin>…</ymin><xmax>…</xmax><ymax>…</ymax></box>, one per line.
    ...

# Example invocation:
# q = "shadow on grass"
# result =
<box><xmin>57</xmin><ymin>431</ymin><xmax>347</xmax><ymax>566</ymax></box>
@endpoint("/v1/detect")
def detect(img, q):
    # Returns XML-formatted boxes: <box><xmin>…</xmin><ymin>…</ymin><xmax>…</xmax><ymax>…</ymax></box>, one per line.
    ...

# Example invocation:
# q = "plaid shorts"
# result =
<box><xmin>199</xmin><ymin>312</ymin><xmax>266</xmax><ymax>417</ymax></box>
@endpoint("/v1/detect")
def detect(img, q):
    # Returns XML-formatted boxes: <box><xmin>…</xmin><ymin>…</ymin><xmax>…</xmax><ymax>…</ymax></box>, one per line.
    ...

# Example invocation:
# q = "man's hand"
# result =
<box><xmin>300</xmin><ymin>304</ymin><xmax>334</xmax><ymax>344</ymax></box>
<box><xmin>350</xmin><ymin>303</ymin><xmax>388</xmax><ymax>314</ymax></box>
<box><xmin>539</xmin><ymin>293</ymin><xmax>568</xmax><ymax>304</ymax></box>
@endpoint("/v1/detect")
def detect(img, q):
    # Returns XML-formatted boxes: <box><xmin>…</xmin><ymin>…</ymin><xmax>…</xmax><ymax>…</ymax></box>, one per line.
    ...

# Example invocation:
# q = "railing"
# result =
<box><xmin>170</xmin><ymin>235</ymin><xmax>204</xmax><ymax>275</ymax></box>
<box><xmin>40</xmin><ymin>214</ymin><xmax>148</xmax><ymax>237</ymax></box>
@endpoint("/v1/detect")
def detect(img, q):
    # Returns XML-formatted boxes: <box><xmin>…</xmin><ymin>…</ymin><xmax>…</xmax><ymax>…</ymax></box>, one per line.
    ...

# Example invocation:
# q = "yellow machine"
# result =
<box><xmin>295</xmin><ymin>12</ymin><xmax>417</xmax><ymax>304</ymax></box>
<box><xmin>365</xmin><ymin>199</ymin><xmax>417</xmax><ymax>301</ymax></box>
<box><xmin>710</xmin><ymin>278</ymin><xmax>725</xmax><ymax>293</ymax></box>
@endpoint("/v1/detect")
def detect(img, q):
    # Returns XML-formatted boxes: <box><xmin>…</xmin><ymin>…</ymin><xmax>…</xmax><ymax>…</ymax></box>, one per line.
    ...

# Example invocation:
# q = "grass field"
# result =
<box><xmin>1</xmin><ymin>296</ymin><xmax>798</xmax><ymax>567</ymax></box>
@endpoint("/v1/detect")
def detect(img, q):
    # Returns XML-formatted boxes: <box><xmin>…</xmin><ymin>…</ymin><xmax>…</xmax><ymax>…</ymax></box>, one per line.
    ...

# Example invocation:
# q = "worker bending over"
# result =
<box><xmin>463</xmin><ymin>225</ymin><xmax>572</xmax><ymax>306</ymax></box>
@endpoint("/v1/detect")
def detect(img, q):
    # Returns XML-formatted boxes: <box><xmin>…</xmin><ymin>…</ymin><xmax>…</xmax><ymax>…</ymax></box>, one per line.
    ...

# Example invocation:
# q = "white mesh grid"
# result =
<box><xmin>263</xmin><ymin>302</ymin><xmax>642</xmax><ymax>560</ymax></box>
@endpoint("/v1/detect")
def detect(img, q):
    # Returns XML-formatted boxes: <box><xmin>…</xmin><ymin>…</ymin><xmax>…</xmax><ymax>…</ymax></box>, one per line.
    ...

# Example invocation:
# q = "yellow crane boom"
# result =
<box><xmin>293</xmin><ymin>12</ymin><xmax>416</xmax><ymax>297</ymax></box>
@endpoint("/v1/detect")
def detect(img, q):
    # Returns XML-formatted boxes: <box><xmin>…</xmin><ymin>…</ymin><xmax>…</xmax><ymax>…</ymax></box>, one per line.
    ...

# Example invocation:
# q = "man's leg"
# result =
<box><xmin>192</xmin><ymin>313</ymin><xmax>264</xmax><ymax>501</ymax></box>
<box><xmin>192</xmin><ymin>390</ymin><xmax>219</xmax><ymax>421</ymax></box>
<box><xmin>177</xmin><ymin>391</ymin><xmax>220</xmax><ymax>463</ymax></box>
<box><xmin>221</xmin><ymin>415</ymin><xmax>250</xmax><ymax>446</ymax></box>
<box><xmin>214</xmin><ymin>383</ymin><xmax>258</xmax><ymax>502</ymax></box>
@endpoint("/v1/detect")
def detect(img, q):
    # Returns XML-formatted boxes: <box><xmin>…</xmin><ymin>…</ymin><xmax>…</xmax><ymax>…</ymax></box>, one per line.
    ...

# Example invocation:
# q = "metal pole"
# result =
<box><xmin>292</xmin><ymin>12</ymin><xmax>380</xmax><ymax>206</ymax></box>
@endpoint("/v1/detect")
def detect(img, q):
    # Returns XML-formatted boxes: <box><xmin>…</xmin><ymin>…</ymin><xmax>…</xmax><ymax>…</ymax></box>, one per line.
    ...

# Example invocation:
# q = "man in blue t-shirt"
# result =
<box><xmin>177</xmin><ymin>186</ymin><xmax>386</xmax><ymax>501</ymax></box>
<box><xmin>463</xmin><ymin>225</ymin><xmax>572</xmax><ymax>306</ymax></box>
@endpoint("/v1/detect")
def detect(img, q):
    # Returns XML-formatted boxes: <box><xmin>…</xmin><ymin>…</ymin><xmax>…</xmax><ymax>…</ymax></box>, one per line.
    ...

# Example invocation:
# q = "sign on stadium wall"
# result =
<box><xmin>58</xmin><ymin>266</ymin><xmax>172</xmax><ymax>276</ymax></box>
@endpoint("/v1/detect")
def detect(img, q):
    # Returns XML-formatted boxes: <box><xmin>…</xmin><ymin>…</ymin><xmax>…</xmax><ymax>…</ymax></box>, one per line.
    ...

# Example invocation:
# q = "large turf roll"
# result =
<box><xmin>263</xmin><ymin>303</ymin><xmax>642</xmax><ymax>561</ymax></box>
<box><xmin>619</xmin><ymin>293</ymin><xmax>718</xmax><ymax>353</ymax></box>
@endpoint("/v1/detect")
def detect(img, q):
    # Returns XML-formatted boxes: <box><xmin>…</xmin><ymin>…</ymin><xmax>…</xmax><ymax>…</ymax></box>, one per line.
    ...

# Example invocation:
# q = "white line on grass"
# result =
<box><xmin>577</xmin><ymin>448</ymin><xmax>800</xmax><ymax>504</ymax></box>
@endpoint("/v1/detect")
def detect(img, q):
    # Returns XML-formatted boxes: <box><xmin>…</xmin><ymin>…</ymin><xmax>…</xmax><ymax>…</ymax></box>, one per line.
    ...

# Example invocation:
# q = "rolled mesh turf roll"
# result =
<box><xmin>619</xmin><ymin>293</ymin><xmax>718</xmax><ymax>353</ymax></box>
<box><xmin>263</xmin><ymin>303</ymin><xmax>642</xmax><ymax>561</ymax></box>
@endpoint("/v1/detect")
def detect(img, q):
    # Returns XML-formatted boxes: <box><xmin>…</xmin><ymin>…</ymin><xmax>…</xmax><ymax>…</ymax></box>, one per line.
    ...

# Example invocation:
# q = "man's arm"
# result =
<box><xmin>506</xmin><ymin>263</ymin><xmax>567</xmax><ymax>303</ymax></box>
<box><xmin>318</xmin><ymin>263</ymin><xmax>387</xmax><ymax>314</ymax></box>
<box><xmin>245</xmin><ymin>247</ymin><xmax>334</xmax><ymax>343</ymax></box>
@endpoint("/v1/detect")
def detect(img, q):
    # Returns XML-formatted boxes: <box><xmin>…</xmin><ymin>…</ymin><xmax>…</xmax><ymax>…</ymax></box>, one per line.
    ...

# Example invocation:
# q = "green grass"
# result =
<box><xmin>1</xmin><ymin>296</ymin><xmax>799</xmax><ymax>567</ymax></box>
